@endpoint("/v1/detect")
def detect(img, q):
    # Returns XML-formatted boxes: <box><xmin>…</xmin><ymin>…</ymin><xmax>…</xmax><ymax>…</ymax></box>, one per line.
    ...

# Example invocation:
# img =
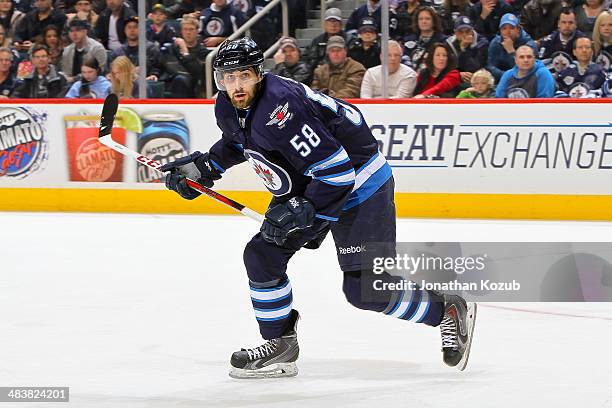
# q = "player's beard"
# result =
<box><xmin>230</xmin><ymin>85</ymin><xmax>256</xmax><ymax>110</ymax></box>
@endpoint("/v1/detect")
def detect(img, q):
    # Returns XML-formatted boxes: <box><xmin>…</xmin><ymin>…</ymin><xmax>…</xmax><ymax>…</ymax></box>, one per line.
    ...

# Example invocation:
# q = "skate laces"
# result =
<box><xmin>246</xmin><ymin>339</ymin><xmax>279</xmax><ymax>361</ymax></box>
<box><xmin>440</xmin><ymin>316</ymin><xmax>458</xmax><ymax>349</ymax></box>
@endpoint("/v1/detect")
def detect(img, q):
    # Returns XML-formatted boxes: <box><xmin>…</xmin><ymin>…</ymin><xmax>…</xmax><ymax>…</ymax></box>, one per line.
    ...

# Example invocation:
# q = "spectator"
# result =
<box><xmin>39</xmin><ymin>25</ymin><xmax>62</xmax><ymax>66</ymax></box>
<box><xmin>111</xmin><ymin>16</ymin><xmax>162</xmax><ymax>81</ymax></box>
<box><xmin>413</xmin><ymin>42</ymin><xmax>461</xmax><ymax>97</ymax></box>
<box><xmin>60</xmin><ymin>19</ymin><xmax>106</xmax><ymax>83</ymax></box>
<box><xmin>496</xmin><ymin>44</ymin><xmax>555</xmax><ymax>97</ymax></box>
<box><xmin>403</xmin><ymin>6</ymin><xmax>447</xmax><ymax>70</ymax></box>
<box><xmin>242</xmin><ymin>0</ymin><xmax>281</xmax><ymax>51</ymax></box>
<box><xmin>0</xmin><ymin>0</ymin><xmax>25</xmax><ymax>41</ymax></box>
<box><xmin>456</xmin><ymin>67</ymin><xmax>496</xmax><ymax>97</ymax></box>
<box><xmin>199</xmin><ymin>0</ymin><xmax>246</xmax><ymax>48</ymax></box>
<box><xmin>521</xmin><ymin>0</ymin><xmax>572</xmax><ymax>42</ymax></box>
<box><xmin>346</xmin><ymin>0</ymin><xmax>399</xmax><ymax>38</ymax></box>
<box><xmin>160</xmin><ymin>15</ymin><xmax>208</xmax><ymax>97</ymax></box>
<box><xmin>311</xmin><ymin>35</ymin><xmax>366</xmax><ymax>98</ymax></box>
<box><xmin>13</xmin><ymin>0</ymin><xmax>33</xmax><ymax>14</ymax></box>
<box><xmin>348</xmin><ymin>17</ymin><xmax>381</xmax><ymax>69</ymax></box>
<box><xmin>468</xmin><ymin>0</ymin><xmax>514</xmax><ymax>40</ymax></box>
<box><xmin>575</xmin><ymin>0</ymin><xmax>607</xmax><ymax>38</ymax></box>
<box><xmin>65</xmin><ymin>0</ymin><xmax>98</xmax><ymax>35</ymax></box>
<box><xmin>394</xmin><ymin>0</ymin><xmax>421</xmax><ymax>38</ymax></box>
<box><xmin>593</xmin><ymin>10</ymin><xmax>611</xmax><ymax>72</ymax></box>
<box><xmin>538</xmin><ymin>8</ymin><xmax>586</xmax><ymax>74</ymax></box>
<box><xmin>13</xmin><ymin>44</ymin><xmax>68</xmax><ymax>97</ymax></box>
<box><xmin>439</xmin><ymin>0</ymin><xmax>472</xmax><ymax>34</ymax></box>
<box><xmin>305</xmin><ymin>8</ymin><xmax>346</xmax><ymax>73</ymax></box>
<box><xmin>109</xmin><ymin>54</ymin><xmax>140</xmax><ymax>97</ymax></box>
<box><xmin>446</xmin><ymin>15</ymin><xmax>488</xmax><ymax>84</ymax></box>
<box><xmin>557</xmin><ymin>37</ymin><xmax>606</xmax><ymax>96</ymax></box>
<box><xmin>146</xmin><ymin>3</ymin><xmax>175</xmax><ymax>47</ymax></box>
<box><xmin>95</xmin><ymin>0</ymin><xmax>136</xmax><ymax>52</ymax></box>
<box><xmin>486</xmin><ymin>13</ymin><xmax>538</xmax><ymax>81</ymax></box>
<box><xmin>271</xmin><ymin>36</ymin><xmax>311</xmax><ymax>84</ymax></box>
<box><xmin>361</xmin><ymin>39</ymin><xmax>417</xmax><ymax>98</ymax></box>
<box><xmin>13</xmin><ymin>0</ymin><xmax>66</xmax><ymax>50</ymax></box>
<box><xmin>0</xmin><ymin>47</ymin><xmax>17</xmax><ymax>96</ymax></box>
<box><xmin>65</xmin><ymin>55</ymin><xmax>110</xmax><ymax>97</ymax></box>
<box><xmin>166</xmin><ymin>0</ymin><xmax>207</xmax><ymax>20</ymax></box>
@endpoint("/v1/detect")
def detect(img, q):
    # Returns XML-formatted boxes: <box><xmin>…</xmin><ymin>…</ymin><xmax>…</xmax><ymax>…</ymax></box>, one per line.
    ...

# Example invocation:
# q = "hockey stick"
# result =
<box><xmin>98</xmin><ymin>93</ymin><xmax>264</xmax><ymax>223</ymax></box>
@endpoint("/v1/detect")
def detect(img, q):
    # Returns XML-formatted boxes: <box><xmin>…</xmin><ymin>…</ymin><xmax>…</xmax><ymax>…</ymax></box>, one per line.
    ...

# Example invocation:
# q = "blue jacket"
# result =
<box><xmin>496</xmin><ymin>59</ymin><xmax>556</xmax><ymax>98</ymax></box>
<box><xmin>486</xmin><ymin>28</ymin><xmax>538</xmax><ymax>81</ymax></box>
<box><xmin>65</xmin><ymin>76</ymin><xmax>111</xmax><ymax>99</ymax></box>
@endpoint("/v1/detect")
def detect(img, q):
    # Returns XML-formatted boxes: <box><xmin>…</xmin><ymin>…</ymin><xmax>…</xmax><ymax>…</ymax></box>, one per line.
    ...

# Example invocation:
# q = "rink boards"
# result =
<box><xmin>0</xmin><ymin>98</ymin><xmax>611</xmax><ymax>220</ymax></box>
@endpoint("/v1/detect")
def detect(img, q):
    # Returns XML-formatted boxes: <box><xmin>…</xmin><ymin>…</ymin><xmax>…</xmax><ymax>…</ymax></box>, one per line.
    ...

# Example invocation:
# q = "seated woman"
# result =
<box><xmin>65</xmin><ymin>56</ymin><xmax>111</xmax><ymax>98</ymax></box>
<box><xmin>109</xmin><ymin>56</ymin><xmax>139</xmax><ymax>98</ymax></box>
<box><xmin>413</xmin><ymin>42</ymin><xmax>461</xmax><ymax>98</ymax></box>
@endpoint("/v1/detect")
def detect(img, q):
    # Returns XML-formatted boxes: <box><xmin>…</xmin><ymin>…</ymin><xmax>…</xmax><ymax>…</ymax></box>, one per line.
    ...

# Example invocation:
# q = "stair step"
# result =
<box><xmin>307</xmin><ymin>9</ymin><xmax>353</xmax><ymax>19</ymax></box>
<box><xmin>307</xmin><ymin>17</ymin><xmax>348</xmax><ymax>28</ymax></box>
<box><xmin>297</xmin><ymin>38</ymin><xmax>312</xmax><ymax>48</ymax></box>
<box><xmin>296</xmin><ymin>27</ymin><xmax>323</xmax><ymax>39</ymax></box>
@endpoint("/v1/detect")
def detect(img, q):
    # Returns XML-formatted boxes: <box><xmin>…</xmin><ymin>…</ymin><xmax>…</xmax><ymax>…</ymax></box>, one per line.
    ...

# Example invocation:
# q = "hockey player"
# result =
<box><xmin>160</xmin><ymin>37</ymin><xmax>477</xmax><ymax>379</ymax></box>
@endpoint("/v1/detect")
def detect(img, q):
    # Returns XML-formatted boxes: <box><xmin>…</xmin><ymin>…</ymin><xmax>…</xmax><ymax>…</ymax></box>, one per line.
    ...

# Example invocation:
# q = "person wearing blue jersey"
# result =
<box><xmin>160</xmin><ymin>37</ymin><xmax>477</xmax><ymax>379</ymax></box>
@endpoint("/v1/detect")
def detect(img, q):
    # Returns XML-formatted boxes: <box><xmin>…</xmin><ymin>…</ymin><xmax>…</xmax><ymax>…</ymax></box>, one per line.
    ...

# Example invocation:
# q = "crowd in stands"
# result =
<box><xmin>0</xmin><ymin>0</ymin><xmax>610</xmax><ymax>98</ymax></box>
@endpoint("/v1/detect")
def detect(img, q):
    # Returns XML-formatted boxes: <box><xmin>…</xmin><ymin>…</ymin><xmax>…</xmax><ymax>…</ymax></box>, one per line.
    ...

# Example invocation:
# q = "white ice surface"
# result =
<box><xmin>1</xmin><ymin>212</ymin><xmax>612</xmax><ymax>408</ymax></box>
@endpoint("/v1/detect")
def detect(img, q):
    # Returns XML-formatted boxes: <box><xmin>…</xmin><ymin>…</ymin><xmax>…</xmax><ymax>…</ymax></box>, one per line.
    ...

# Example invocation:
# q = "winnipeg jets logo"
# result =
<box><xmin>253</xmin><ymin>162</ymin><xmax>277</xmax><ymax>188</ymax></box>
<box><xmin>244</xmin><ymin>149</ymin><xmax>292</xmax><ymax>196</ymax></box>
<box><xmin>266</xmin><ymin>102</ymin><xmax>292</xmax><ymax>129</ymax></box>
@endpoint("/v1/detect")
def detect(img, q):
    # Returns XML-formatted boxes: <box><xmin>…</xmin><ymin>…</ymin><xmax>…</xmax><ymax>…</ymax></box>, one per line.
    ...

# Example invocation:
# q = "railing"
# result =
<box><xmin>204</xmin><ymin>0</ymin><xmax>289</xmax><ymax>98</ymax></box>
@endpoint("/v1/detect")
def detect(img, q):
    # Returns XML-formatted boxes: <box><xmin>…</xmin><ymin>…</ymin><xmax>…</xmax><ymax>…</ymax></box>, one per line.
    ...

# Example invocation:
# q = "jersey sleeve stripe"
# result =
<box><xmin>210</xmin><ymin>159</ymin><xmax>226</xmax><ymax>173</ymax></box>
<box><xmin>315</xmin><ymin>214</ymin><xmax>339</xmax><ymax>222</ymax></box>
<box><xmin>303</xmin><ymin>146</ymin><xmax>350</xmax><ymax>176</ymax></box>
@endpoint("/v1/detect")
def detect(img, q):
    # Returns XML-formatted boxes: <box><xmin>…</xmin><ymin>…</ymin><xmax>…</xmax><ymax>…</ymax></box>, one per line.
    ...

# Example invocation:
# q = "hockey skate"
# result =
<box><xmin>439</xmin><ymin>295</ymin><xmax>477</xmax><ymax>371</ymax></box>
<box><xmin>229</xmin><ymin>309</ymin><xmax>300</xmax><ymax>379</ymax></box>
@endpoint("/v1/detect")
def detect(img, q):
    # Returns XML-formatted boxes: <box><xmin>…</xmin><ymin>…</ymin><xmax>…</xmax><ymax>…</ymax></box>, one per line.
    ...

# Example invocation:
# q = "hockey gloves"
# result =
<box><xmin>261</xmin><ymin>197</ymin><xmax>319</xmax><ymax>248</ymax></box>
<box><xmin>160</xmin><ymin>151</ymin><xmax>223</xmax><ymax>200</ymax></box>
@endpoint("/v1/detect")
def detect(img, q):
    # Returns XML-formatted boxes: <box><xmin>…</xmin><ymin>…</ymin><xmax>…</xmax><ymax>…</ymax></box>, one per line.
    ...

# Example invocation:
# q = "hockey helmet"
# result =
<box><xmin>213</xmin><ymin>37</ymin><xmax>265</xmax><ymax>91</ymax></box>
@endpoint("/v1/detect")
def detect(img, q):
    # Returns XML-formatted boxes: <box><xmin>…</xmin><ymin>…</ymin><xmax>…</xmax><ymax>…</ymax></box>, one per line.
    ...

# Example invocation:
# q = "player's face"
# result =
<box><xmin>573</xmin><ymin>38</ymin><xmax>593</xmax><ymax>63</ymax></box>
<box><xmin>515</xmin><ymin>47</ymin><xmax>535</xmax><ymax>71</ymax></box>
<box><xmin>558</xmin><ymin>13</ymin><xmax>576</xmax><ymax>36</ymax></box>
<box><xmin>223</xmin><ymin>68</ymin><xmax>260</xmax><ymax>109</ymax></box>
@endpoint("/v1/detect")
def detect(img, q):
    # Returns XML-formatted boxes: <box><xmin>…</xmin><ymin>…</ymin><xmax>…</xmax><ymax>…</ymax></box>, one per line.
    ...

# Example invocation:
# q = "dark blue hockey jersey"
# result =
<box><xmin>200</xmin><ymin>3</ymin><xmax>246</xmax><ymax>38</ymax></box>
<box><xmin>556</xmin><ymin>62</ymin><xmax>607</xmax><ymax>95</ymax></box>
<box><xmin>208</xmin><ymin>74</ymin><xmax>392</xmax><ymax>221</ymax></box>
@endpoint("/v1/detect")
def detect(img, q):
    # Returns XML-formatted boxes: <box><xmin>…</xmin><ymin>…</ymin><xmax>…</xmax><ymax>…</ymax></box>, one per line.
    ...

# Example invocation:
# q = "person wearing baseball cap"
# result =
<box><xmin>60</xmin><ymin>16</ymin><xmax>107</xmax><ymax>83</ymax></box>
<box><xmin>305</xmin><ymin>7</ymin><xmax>346</xmax><ymax>74</ymax></box>
<box><xmin>445</xmin><ymin>15</ymin><xmax>489</xmax><ymax>84</ymax></box>
<box><xmin>312</xmin><ymin>35</ymin><xmax>366</xmax><ymax>98</ymax></box>
<box><xmin>147</xmin><ymin>3</ymin><xmax>176</xmax><ymax>47</ymax></box>
<box><xmin>486</xmin><ymin>12</ymin><xmax>538</xmax><ymax>81</ymax></box>
<box><xmin>348</xmin><ymin>17</ymin><xmax>381</xmax><ymax>69</ymax></box>
<box><xmin>272</xmin><ymin>37</ymin><xmax>311</xmax><ymax>84</ymax></box>
<box><xmin>467</xmin><ymin>0</ymin><xmax>514</xmax><ymax>40</ymax></box>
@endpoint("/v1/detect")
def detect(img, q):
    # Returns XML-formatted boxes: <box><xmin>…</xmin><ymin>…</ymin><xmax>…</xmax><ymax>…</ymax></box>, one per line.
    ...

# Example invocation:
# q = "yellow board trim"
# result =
<box><xmin>0</xmin><ymin>188</ymin><xmax>611</xmax><ymax>221</ymax></box>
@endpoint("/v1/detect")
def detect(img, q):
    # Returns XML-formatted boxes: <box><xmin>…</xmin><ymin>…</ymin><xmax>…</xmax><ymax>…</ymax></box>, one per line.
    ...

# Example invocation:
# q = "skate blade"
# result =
<box><xmin>456</xmin><ymin>302</ymin><xmax>477</xmax><ymax>371</ymax></box>
<box><xmin>229</xmin><ymin>362</ymin><xmax>298</xmax><ymax>379</ymax></box>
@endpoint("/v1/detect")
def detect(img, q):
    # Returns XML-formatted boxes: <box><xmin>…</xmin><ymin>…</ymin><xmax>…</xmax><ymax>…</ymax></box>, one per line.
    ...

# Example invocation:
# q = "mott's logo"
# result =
<box><xmin>338</xmin><ymin>245</ymin><xmax>366</xmax><ymax>255</ymax></box>
<box><xmin>75</xmin><ymin>138</ymin><xmax>119</xmax><ymax>182</ymax></box>
<box><xmin>137</xmin><ymin>138</ymin><xmax>187</xmax><ymax>183</ymax></box>
<box><xmin>0</xmin><ymin>107</ymin><xmax>48</xmax><ymax>178</ymax></box>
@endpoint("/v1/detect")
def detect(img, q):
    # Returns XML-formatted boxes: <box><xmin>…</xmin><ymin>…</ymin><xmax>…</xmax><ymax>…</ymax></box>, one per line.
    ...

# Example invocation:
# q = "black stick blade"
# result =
<box><xmin>99</xmin><ymin>93</ymin><xmax>119</xmax><ymax>138</ymax></box>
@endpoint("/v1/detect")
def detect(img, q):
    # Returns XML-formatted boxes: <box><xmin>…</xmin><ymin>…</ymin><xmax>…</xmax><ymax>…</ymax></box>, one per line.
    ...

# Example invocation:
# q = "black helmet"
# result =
<box><xmin>213</xmin><ymin>37</ymin><xmax>264</xmax><ymax>92</ymax></box>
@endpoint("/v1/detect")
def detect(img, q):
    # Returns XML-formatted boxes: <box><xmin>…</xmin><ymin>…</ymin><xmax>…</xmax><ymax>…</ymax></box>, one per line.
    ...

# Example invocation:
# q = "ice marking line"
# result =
<box><xmin>481</xmin><ymin>304</ymin><xmax>612</xmax><ymax>321</ymax></box>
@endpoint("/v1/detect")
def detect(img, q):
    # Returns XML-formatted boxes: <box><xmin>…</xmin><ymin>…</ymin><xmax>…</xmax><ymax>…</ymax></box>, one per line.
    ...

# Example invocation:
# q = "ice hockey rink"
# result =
<box><xmin>1</xmin><ymin>212</ymin><xmax>612</xmax><ymax>408</ymax></box>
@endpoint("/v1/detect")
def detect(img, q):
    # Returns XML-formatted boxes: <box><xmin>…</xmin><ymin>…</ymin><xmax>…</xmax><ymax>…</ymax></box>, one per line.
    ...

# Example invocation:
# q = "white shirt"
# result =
<box><xmin>108</xmin><ymin>14</ymin><xmax>121</xmax><ymax>52</ymax></box>
<box><xmin>360</xmin><ymin>64</ymin><xmax>417</xmax><ymax>99</ymax></box>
